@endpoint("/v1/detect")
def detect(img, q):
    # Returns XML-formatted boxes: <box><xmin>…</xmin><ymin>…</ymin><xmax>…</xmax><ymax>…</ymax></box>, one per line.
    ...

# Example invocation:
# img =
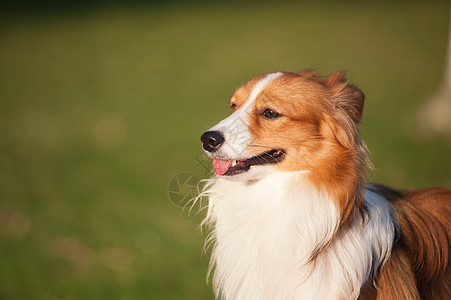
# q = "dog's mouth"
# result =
<box><xmin>212</xmin><ymin>149</ymin><xmax>285</xmax><ymax>176</ymax></box>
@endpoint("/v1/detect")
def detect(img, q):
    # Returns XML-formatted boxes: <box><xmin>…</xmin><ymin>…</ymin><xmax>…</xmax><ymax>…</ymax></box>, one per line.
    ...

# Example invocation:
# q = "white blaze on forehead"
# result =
<box><xmin>240</xmin><ymin>72</ymin><xmax>283</xmax><ymax>112</ymax></box>
<box><xmin>208</xmin><ymin>72</ymin><xmax>283</xmax><ymax>159</ymax></box>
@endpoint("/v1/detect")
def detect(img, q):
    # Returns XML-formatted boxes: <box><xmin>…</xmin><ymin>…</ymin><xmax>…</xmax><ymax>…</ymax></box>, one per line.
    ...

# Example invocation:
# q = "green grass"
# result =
<box><xmin>0</xmin><ymin>1</ymin><xmax>450</xmax><ymax>299</ymax></box>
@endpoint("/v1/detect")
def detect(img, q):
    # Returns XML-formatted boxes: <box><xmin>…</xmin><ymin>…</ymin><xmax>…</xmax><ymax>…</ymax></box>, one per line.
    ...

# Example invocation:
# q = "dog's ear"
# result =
<box><xmin>324</xmin><ymin>71</ymin><xmax>365</xmax><ymax>124</ymax></box>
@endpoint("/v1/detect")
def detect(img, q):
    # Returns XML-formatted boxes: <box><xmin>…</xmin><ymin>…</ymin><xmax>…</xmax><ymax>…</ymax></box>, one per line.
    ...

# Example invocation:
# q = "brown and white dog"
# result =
<box><xmin>199</xmin><ymin>70</ymin><xmax>450</xmax><ymax>299</ymax></box>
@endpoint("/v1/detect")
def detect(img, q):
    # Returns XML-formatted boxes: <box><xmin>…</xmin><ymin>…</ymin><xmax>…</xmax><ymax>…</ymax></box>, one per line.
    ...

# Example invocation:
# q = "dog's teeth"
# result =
<box><xmin>232</xmin><ymin>160</ymin><xmax>237</xmax><ymax>167</ymax></box>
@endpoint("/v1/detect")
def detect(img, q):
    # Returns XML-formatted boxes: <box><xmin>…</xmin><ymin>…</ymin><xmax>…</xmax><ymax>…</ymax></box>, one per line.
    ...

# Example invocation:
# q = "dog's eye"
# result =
<box><xmin>261</xmin><ymin>108</ymin><xmax>281</xmax><ymax>119</ymax></box>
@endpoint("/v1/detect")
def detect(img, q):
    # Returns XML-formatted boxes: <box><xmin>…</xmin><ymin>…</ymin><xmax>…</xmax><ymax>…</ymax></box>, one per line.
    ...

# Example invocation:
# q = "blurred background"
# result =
<box><xmin>0</xmin><ymin>1</ymin><xmax>450</xmax><ymax>299</ymax></box>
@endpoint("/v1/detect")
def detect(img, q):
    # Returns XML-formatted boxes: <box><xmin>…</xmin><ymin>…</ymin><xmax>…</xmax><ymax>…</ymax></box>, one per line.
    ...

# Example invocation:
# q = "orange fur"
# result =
<box><xmin>359</xmin><ymin>186</ymin><xmax>451</xmax><ymax>299</ymax></box>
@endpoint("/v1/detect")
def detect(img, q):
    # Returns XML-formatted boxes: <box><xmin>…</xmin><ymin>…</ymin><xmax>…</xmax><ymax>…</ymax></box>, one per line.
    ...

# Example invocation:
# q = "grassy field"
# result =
<box><xmin>0</xmin><ymin>1</ymin><xmax>450</xmax><ymax>299</ymax></box>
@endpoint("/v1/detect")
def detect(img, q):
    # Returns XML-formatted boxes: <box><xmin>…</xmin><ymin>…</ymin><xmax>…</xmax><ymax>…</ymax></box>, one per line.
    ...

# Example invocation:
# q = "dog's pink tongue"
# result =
<box><xmin>212</xmin><ymin>159</ymin><xmax>233</xmax><ymax>175</ymax></box>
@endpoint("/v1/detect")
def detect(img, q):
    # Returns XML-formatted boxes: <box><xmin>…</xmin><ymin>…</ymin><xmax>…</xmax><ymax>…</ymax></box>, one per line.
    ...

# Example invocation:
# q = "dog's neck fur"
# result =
<box><xmin>203</xmin><ymin>171</ymin><xmax>397</xmax><ymax>300</ymax></box>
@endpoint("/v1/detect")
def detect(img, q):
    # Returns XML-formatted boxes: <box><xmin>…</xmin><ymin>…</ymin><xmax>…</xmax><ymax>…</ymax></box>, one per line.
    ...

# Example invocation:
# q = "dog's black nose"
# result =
<box><xmin>201</xmin><ymin>131</ymin><xmax>224</xmax><ymax>152</ymax></box>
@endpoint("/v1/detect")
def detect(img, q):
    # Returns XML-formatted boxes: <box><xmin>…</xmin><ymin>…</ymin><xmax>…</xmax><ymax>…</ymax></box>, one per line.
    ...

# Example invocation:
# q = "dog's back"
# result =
<box><xmin>364</xmin><ymin>186</ymin><xmax>451</xmax><ymax>299</ymax></box>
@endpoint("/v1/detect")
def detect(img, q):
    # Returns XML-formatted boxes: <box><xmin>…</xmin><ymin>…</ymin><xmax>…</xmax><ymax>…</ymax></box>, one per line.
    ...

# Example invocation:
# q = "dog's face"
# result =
<box><xmin>201</xmin><ymin>70</ymin><xmax>365</xmax><ymax>183</ymax></box>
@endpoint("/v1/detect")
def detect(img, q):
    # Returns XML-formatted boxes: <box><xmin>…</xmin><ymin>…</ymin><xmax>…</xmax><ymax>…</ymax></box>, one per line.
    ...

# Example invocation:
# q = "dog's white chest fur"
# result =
<box><xmin>204</xmin><ymin>171</ymin><xmax>397</xmax><ymax>300</ymax></box>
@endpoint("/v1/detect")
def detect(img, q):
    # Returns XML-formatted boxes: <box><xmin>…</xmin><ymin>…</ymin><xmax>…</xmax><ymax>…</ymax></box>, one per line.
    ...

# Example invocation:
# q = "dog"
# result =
<box><xmin>199</xmin><ymin>70</ymin><xmax>451</xmax><ymax>299</ymax></box>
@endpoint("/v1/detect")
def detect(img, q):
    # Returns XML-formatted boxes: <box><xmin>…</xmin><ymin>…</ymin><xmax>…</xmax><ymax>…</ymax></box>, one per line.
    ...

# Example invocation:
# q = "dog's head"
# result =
<box><xmin>201</xmin><ymin>70</ymin><xmax>365</xmax><ymax>176</ymax></box>
<box><xmin>201</xmin><ymin>70</ymin><xmax>369</xmax><ymax>223</ymax></box>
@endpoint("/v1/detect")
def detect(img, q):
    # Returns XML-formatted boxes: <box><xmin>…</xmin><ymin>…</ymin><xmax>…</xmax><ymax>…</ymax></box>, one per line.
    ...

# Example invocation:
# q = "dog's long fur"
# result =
<box><xmin>200</xmin><ymin>71</ymin><xmax>451</xmax><ymax>299</ymax></box>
